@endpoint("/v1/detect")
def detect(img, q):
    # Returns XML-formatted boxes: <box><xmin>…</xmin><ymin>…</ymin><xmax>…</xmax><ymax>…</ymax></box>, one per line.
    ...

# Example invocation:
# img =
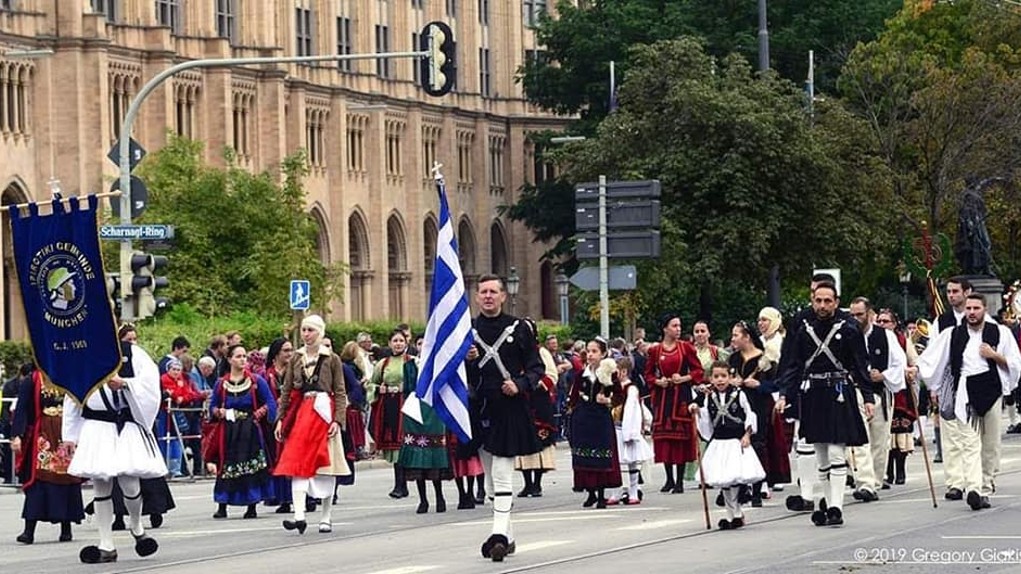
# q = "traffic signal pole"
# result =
<box><xmin>598</xmin><ymin>175</ymin><xmax>609</xmax><ymax>339</ymax></box>
<box><xmin>116</xmin><ymin>50</ymin><xmax>430</xmax><ymax>321</ymax></box>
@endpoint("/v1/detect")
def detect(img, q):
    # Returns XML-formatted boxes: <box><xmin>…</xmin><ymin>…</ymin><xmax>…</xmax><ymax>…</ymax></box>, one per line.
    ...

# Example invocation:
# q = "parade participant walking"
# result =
<box><xmin>728</xmin><ymin>321</ymin><xmax>785</xmax><ymax>507</ymax></box>
<box><xmin>274</xmin><ymin>315</ymin><xmax>350</xmax><ymax>534</ymax></box>
<box><xmin>918</xmin><ymin>294</ymin><xmax>1021</xmax><ymax>510</ymax></box>
<box><xmin>263</xmin><ymin>338</ymin><xmax>295</xmax><ymax>513</ymax></box>
<box><xmin>643</xmin><ymin>314</ymin><xmax>704</xmax><ymax>494</ymax></box>
<box><xmin>877</xmin><ymin>309</ymin><xmax>918</xmax><ymax>486</ymax></box>
<box><xmin>207</xmin><ymin>345</ymin><xmax>277</xmax><ymax>520</ymax></box>
<box><xmin>691</xmin><ymin>361</ymin><xmax>765</xmax><ymax>530</ymax></box>
<box><xmin>368</xmin><ymin>330</ymin><xmax>415</xmax><ymax>499</ymax></box>
<box><xmin>63</xmin><ymin>324</ymin><xmax>166</xmax><ymax>563</ymax></box>
<box><xmin>11</xmin><ymin>366</ymin><xmax>83</xmax><ymax>544</ymax></box>
<box><xmin>336</xmin><ymin>341</ymin><xmax>368</xmax><ymax>504</ymax></box>
<box><xmin>515</xmin><ymin>318</ymin><xmax>559</xmax><ymax>498</ymax></box>
<box><xmin>608</xmin><ymin>356</ymin><xmax>652</xmax><ymax>505</ymax></box>
<box><xmin>569</xmin><ymin>337</ymin><xmax>622</xmax><ymax>509</ymax></box>
<box><xmin>466</xmin><ymin>274</ymin><xmax>544</xmax><ymax>562</ymax></box>
<box><xmin>776</xmin><ymin>282</ymin><xmax>874</xmax><ymax>527</ymax></box>
<box><xmin>847</xmin><ymin>298</ymin><xmax>905</xmax><ymax>503</ymax></box>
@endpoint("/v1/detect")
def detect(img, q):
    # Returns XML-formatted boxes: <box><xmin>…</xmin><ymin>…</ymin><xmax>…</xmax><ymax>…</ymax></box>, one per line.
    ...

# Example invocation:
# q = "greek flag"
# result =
<box><xmin>403</xmin><ymin>168</ymin><xmax>474</xmax><ymax>442</ymax></box>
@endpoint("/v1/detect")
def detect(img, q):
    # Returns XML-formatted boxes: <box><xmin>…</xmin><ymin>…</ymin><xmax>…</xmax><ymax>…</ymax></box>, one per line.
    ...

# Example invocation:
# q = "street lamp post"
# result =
<box><xmin>507</xmin><ymin>266</ymin><xmax>520</xmax><ymax>316</ymax></box>
<box><xmin>900</xmin><ymin>270</ymin><xmax>912</xmax><ymax>320</ymax></box>
<box><xmin>555</xmin><ymin>272</ymin><xmax>569</xmax><ymax>325</ymax></box>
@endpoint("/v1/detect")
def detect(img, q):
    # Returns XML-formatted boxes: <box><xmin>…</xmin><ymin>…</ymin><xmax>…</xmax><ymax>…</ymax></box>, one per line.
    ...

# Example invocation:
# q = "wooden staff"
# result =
<box><xmin>908</xmin><ymin>375</ymin><xmax>938</xmax><ymax>508</ymax></box>
<box><xmin>692</xmin><ymin>417</ymin><xmax>711</xmax><ymax>530</ymax></box>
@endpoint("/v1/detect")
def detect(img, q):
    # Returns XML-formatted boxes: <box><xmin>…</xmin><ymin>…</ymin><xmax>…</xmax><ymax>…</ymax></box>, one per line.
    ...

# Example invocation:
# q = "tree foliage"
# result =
<box><xmin>840</xmin><ymin>1</ymin><xmax>1021</xmax><ymax>272</ymax></box>
<box><xmin>134</xmin><ymin>135</ymin><xmax>344</xmax><ymax>318</ymax></box>
<box><xmin>561</xmin><ymin>39</ymin><xmax>895</xmax><ymax>322</ymax></box>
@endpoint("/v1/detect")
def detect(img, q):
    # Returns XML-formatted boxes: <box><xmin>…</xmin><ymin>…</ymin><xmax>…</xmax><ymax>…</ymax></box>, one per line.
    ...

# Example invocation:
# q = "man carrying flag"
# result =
<box><xmin>405</xmin><ymin>166</ymin><xmax>541</xmax><ymax>562</ymax></box>
<box><xmin>465</xmin><ymin>274</ymin><xmax>543</xmax><ymax>562</ymax></box>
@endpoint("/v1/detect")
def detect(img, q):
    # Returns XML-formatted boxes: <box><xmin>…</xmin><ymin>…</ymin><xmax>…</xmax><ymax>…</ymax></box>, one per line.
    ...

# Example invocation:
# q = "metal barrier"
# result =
<box><xmin>0</xmin><ymin>397</ymin><xmax>17</xmax><ymax>488</ymax></box>
<box><xmin>159</xmin><ymin>397</ymin><xmax>210</xmax><ymax>479</ymax></box>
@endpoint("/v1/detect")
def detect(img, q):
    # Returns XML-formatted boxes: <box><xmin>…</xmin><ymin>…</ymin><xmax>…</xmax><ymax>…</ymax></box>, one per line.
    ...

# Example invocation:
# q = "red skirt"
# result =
<box><xmin>274</xmin><ymin>399</ymin><xmax>330</xmax><ymax>478</ymax></box>
<box><xmin>653</xmin><ymin>436</ymin><xmax>698</xmax><ymax>464</ymax></box>
<box><xmin>346</xmin><ymin>406</ymin><xmax>366</xmax><ymax>450</ymax></box>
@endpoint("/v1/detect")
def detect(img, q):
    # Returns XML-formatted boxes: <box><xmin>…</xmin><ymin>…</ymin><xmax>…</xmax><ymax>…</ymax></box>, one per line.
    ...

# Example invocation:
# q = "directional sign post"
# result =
<box><xmin>100</xmin><ymin>224</ymin><xmax>175</xmax><ymax>241</ymax></box>
<box><xmin>570</xmin><ymin>265</ymin><xmax>637</xmax><ymax>291</ymax></box>
<box><xmin>290</xmin><ymin>280</ymin><xmax>311</xmax><ymax>311</ymax></box>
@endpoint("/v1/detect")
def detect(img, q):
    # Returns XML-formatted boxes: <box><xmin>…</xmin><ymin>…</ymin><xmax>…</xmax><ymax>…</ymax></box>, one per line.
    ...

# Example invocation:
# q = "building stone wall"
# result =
<box><xmin>0</xmin><ymin>0</ymin><xmax>566</xmax><ymax>339</ymax></box>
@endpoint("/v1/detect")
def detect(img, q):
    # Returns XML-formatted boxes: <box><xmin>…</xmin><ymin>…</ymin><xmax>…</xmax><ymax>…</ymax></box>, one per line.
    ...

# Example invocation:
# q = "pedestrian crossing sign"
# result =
<box><xmin>290</xmin><ymin>280</ymin><xmax>310</xmax><ymax>310</ymax></box>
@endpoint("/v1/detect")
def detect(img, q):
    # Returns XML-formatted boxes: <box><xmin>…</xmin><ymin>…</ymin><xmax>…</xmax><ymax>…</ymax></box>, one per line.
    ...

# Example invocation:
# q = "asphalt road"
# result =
<box><xmin>3</xmin><ymin>428</ymin><xmax>1021</xmax><ymax>574</ymax></box>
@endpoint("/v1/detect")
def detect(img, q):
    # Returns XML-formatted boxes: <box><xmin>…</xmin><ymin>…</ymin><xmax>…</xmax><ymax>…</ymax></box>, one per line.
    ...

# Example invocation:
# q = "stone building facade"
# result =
<box><xmin>0</xmin><ymin>0</ymin><xmax>567</xmax><ymax>339</ymax></box>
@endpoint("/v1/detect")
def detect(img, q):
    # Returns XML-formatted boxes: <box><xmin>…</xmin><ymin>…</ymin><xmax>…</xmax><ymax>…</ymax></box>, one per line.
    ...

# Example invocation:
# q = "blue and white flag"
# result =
<box><xmin>403</xmin><ymin>168</ymin><xmax>474</xmax><ymax>442</ymax></box>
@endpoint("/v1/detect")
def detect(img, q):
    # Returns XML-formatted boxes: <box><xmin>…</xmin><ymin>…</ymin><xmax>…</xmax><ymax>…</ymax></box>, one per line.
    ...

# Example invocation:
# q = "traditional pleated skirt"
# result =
<box><xmin>275</xmin><ymin>398</ymin><xmax>350</xmax><ymax>479</ymax></box>
<box><xmin>569</xmin><ymin>402</ymin><xmax>622</xmax><ymax>490</ymax></box>
<box><xmin>798</xmin><ymin>383</ymin><xmax>869</xmax><ymax>446</ymax></box>
<box><xmin>515</xmin><ymin>445</ymin><xmax>558</xmax><ymax>471</ymax></box>
<box><xmin>68</xmin><ymin>420</ymin><xmax>168</xmax><ymax>481</ymax></box>
<box><xmin>22</xmin><ymin>481</ymin><xmax>84</xmax><ymax>523</ymax></box>
<box><xmin>213</xmin><ymin>418</ymin><xmax>275</xmax><ymax>506</ymax></box>
<box><xmin>615</xmin><ymin>426</ymin><xmax>653</xmax><ymax>466</ymax></box>
<box><xmin>701</xmin><ymin>438</ymin><xmax>766</xmax><ymax>488</ymax></box>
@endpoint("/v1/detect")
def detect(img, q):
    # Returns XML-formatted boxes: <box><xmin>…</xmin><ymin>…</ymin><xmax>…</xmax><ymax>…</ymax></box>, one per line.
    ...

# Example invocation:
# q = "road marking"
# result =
<box><xmin>362</xmin><ymin>566</ymin><xmax>440</xmax><ymax>574</ymax></box>
<box><xmin>154</xmin><ymin>524</ymin><xmax>354</xmax><ymax>537</ymax></box>
<box><xmin>879</xmin><ymin>494</ymin><xmax>1016</xmax><ymax>504</ymax></box>
<box><xmin>616</xmin><ymin>518</ymin><xmax>692</xmax><ymax>530</ymax></box>
<box><xmin>935</xmin><ymin>531</ymin><xmax>1021</xmax><ymax>535</ymax></box>
<box><xmin>513</xmin><ymin>540</ymin><xmax>573</xmax><ymax>553</ymax></box>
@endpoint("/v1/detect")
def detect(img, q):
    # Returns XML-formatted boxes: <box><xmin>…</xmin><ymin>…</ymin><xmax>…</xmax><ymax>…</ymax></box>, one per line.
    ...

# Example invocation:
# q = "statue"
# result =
<box><xmin>953</xmin><ymin>177</ymin><xmax>1000</xmax><ymax>277</ymax></box>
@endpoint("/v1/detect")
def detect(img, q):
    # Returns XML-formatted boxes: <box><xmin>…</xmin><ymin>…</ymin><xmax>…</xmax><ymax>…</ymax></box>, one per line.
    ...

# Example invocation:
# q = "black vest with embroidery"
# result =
<box><xmin>937</xmin><ymin>311</ymin><xmax>959</xmax><ymax>334</ymax></box>
<box><xmin>866</xmin><ymin>328</ymin><xmax>889</xmax><ymax>393</ymax></box>
<box><xmin>119</xmin><ymin>341</ymin><xmax>134</xmax><ymax>378</ymax></box>
<box><xmin>949</xmin><ymin>322</ymin><xmax>1000</xmax><ymax>388</ymax></box>
<box><xmin>706</xmin><ymin>387</ymin><xmax>746</xmax><ymax>440</ymax></box>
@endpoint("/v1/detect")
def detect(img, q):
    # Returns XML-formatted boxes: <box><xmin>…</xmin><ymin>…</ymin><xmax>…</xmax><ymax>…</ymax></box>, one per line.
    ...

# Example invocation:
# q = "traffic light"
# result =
<box><xmin>420</xmin><ymin>21</ymin><xmax>455</xmax><ymax>97</ymax></box>
<box><xmin>105</xmin><ymin>273</ymin><xmax>123</xmax><ymax>318</ymax></box>
<box><xmin>130</xmin><ymin>252</ymin><xmax>169</xmax><ymax>319</ymax></box>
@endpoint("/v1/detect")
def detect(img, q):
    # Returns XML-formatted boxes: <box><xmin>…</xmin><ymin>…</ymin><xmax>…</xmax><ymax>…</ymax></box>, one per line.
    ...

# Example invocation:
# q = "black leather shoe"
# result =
<box><xmin>132</xmin><ymin>532</ymin><xmax>159</xmax><ymax>557</ymax></box>
<box><xmin>481</xmin><ymin>534</ymin><xmax>510</xmax><ymax>560</ymax></box>
<box><xmin>80</xmin><ymin>546</ymin><xmax>118</xmax><ymax>564</ymax></box>
<box><xmin>967</xmin><ymin>490</ymin><xmax>984</xmax><ymax>511</ymax></box>
<box><xmin>826</xmin><ymin>507</ymin><xmax>843</xmax><ymax>526</ymax></box>
<box><xmin>435</xmin><ymin>498</ymin><xmax>446</xmax><ymax>513</ymax></box>
<box><xmin>149</xmin><ymin>513</ymin><xmax>164</xmax><ymax>529</ymax></box>
<box><xmin>660</xmin><ymin>481</ymin><xmax>675</xmax><ymax>493</ymax></box>
<box><xmin>16</xmin><ymin>532</ymin><xmax>33</xmax><ymax>545</ymax></box>
<box><xmin>212</xmin><ymin>509</ymin><xmax>227</xmax><ymax>519</ymax></box>
<box><xmin>582</xmin><ymin>492</ymin><xmax>598</xmax><ymax>508</ymax></box>
<box><xmin>718</xmin><ymin>518</ymin><xmax>732</xmax><ymax>530</ymax></box>
<box><xmin>785</xmin><ymin>495</ymin><xmax>813</xmax><ymax>512</ymax></box>
<box><xmin>730</xmin><ymin>516</ymin><xmax>745</xmax><ymax>529</ymax></box>
<box><xmin>945</xmin><ymin>488</ymin><xmax>963</xmax><ymax>501</ymax></box>
<box><xmin>243</xmin><ymin>508</ymin><xmax>257</xmax><ymax>519</ymax></box>
<box><xmin>59</xmin><ymin>531</ymin><xmax>72</xmax><ymax>542</ymax></box>
<box><xmin>283</xmin><ymin>519</ymin><xmax>307</xmax><ymax>534</ymax></box>
<box><xmin>416</xmin><ymin>500</ymin><xmax>429</xmax><ymax>514</ymax></box>
<box><xmin>275</xmin><ymin>503</ymin><xmax>292</xmax><ymax>514</ymax></box>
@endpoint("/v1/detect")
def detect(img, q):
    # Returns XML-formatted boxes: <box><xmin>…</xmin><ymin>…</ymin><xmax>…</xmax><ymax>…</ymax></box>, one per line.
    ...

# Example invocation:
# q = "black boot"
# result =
<box><xmin>583</xmin><ymin>489</ymin><xmax>598</xmax><ymax>508</ymax></box>
<box><xmin>415</xmin><ymin>479</ymin><xmax>429</xmax><ymax>514</ymax></box>
<box><xmin>433</xmin><ymin>480</ymin><xmax>446</xmax><ymax>513</ymax></box>
<box><xmin>243</xmin><ymin>504</ymin><xmax>257</xmax><ymax>519</ymax></box>
<box><xmin>884</xmin><ymin>451</ymin><xmax>895</xmax><ymax>488</ymax></box>
<box><xmin>671</xmin><ymin>464</ymin><xmax>685</xmax><ymax>493</ymax></box>
<box><xmin>518</xmin><ymin>470</ymin><xmax>533</xmax><ymax>497</ymax></box>
<box><xmin>16</xmin><ymin>519</ymin><xmax>36</xmax><ymax>544</ymax></box>
<box><xmin>596</xmin><ymin>488</ymin><xmax>607</xmax><ymax>509</ymax></box>
<box><xmin>532</xmin><ymin>470</ymin><xmax>544</xmax><ymax>497</ymax></box>
<box><xmin>475</xmin><ymin>474</ymin><xmax>486</xmax><ymax>504</ymax></box>
<box><xmin>59</xmin><ymin>521</ymin><xmax>73</xmax><ymax>542</ymax></box>
<box><xmin>895</xmin><ymin>451</ymin><xmax>907</xmax><ymax>485</ymax></box>
<box><xmin>390</xmin><ymin>465</ymin><xmax>409</xmax><ymax>499</ymax></box>
<box><xmin>660</xmin><ymin>463</ymin><xmax>675</xmax><ymax>492</ymax></box>
<box><xmin>751</xmin><ymin>481</ymin><xmax>763</xmax><ymax>507</ymax></box>
<box><xmin>213</xmin><ymin>503</ymin><xmax>227</xmax><ymax>519</ymax></box>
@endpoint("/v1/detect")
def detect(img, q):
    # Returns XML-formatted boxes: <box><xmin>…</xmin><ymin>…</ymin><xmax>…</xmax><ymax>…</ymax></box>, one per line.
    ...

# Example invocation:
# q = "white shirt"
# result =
<box><xmin>863</xmin><ymin>325</ymin><xmax>907</xmax><ymax>394</ymax></box>
<box><xmin>917</xmin><ymin>322</ymin><xmax>1021</xmax><ymax>421</ymax></box>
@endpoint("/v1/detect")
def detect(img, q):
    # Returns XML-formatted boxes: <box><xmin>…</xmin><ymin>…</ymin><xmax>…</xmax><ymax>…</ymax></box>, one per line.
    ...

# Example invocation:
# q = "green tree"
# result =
<box><xmin>840</xmin><ymin>1</ymin><xmax>1021</xmax><ymax>261</ymax></box>
<box><xmin>560</xmin><ymin>38</ymin><xmax>895</xmax><ymax>320</ymax></box>
<box><xmin>133</xmin><ymin>135</ymin><xmax>343</xmax><ymax>318</ymax></box>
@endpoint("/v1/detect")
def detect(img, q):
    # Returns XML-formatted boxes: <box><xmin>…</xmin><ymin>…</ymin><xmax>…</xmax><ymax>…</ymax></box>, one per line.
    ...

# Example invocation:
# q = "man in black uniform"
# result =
<box><xmin>776</xmin><ymin>282</ymin><xmax>874</xmax><ymax>526</ymax></box>
<box><xmin>466</xmin><ymin>274</ymin><xmax>543</xmax><ymax>562</ymax></box>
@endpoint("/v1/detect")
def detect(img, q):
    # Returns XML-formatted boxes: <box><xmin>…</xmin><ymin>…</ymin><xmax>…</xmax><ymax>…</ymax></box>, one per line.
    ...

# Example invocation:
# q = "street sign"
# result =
<box><xmin>576</xmin><ymin>230</ymin><xmax>661</xmax><ymax>260</ymax></box>
<box><xmin>99</xmin><ymin>224</ymin><xmax>175</xmax><ymax>241</ymax></box>
<box><xmin>569</xmin><ymin>265</ymin><xmax>638</xmax><ymax>291</ymax></box>
<box><xmin>109</xmin><ymin>176</ymin><xmax>149</xmax><ymax>219</ymax></box>
<box><xmin>290</xmin><ymin>280</ymin><xmax>311</xmax><ymax>311</ymax></box>
<box><xmin>576</xmin><ymin>200</ymin><xmax>660</xmax><ymax>231</ymax></box>
<box><xmin>575</xmin><ymin>180</ymin><xmax>661</xmax><ymax>203</ymax></box>
<box><xmin>107</xmin><ymin>138</ymin><xmax>147</xmax><ymax>171</ymax></box>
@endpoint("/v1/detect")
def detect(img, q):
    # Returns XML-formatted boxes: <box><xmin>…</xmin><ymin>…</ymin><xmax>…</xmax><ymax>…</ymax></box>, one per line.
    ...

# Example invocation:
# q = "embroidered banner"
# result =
<box><xmin>9</xmin><ymin>195</ymin><xmax>120</xmax><ymax>403</ymax></box>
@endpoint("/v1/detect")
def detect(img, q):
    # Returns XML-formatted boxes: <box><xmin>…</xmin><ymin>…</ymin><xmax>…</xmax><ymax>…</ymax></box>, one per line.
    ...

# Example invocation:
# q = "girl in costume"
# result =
<box><xmin>608</xmin><ymin>355</ymin><xmax>653</xmax><ymax>505</ymax></box>
<box><xmin>208</xmin><ymin>345</ymin><xmax>277</xmax><ymax>519</ymax></box>
<box><xmin>274</xmin><ymin>315</ymin><xmax>350</xmax><ymax>534</ymax></box>
<box><xmin>569</xmin><ymin>337</ymin><xmax>622</xmax><ymax>508</ymax></box>
<box><xmin>367</xmin><ymin>330</ymin><xmax>414</xmax><ymax>499</ymax></box>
